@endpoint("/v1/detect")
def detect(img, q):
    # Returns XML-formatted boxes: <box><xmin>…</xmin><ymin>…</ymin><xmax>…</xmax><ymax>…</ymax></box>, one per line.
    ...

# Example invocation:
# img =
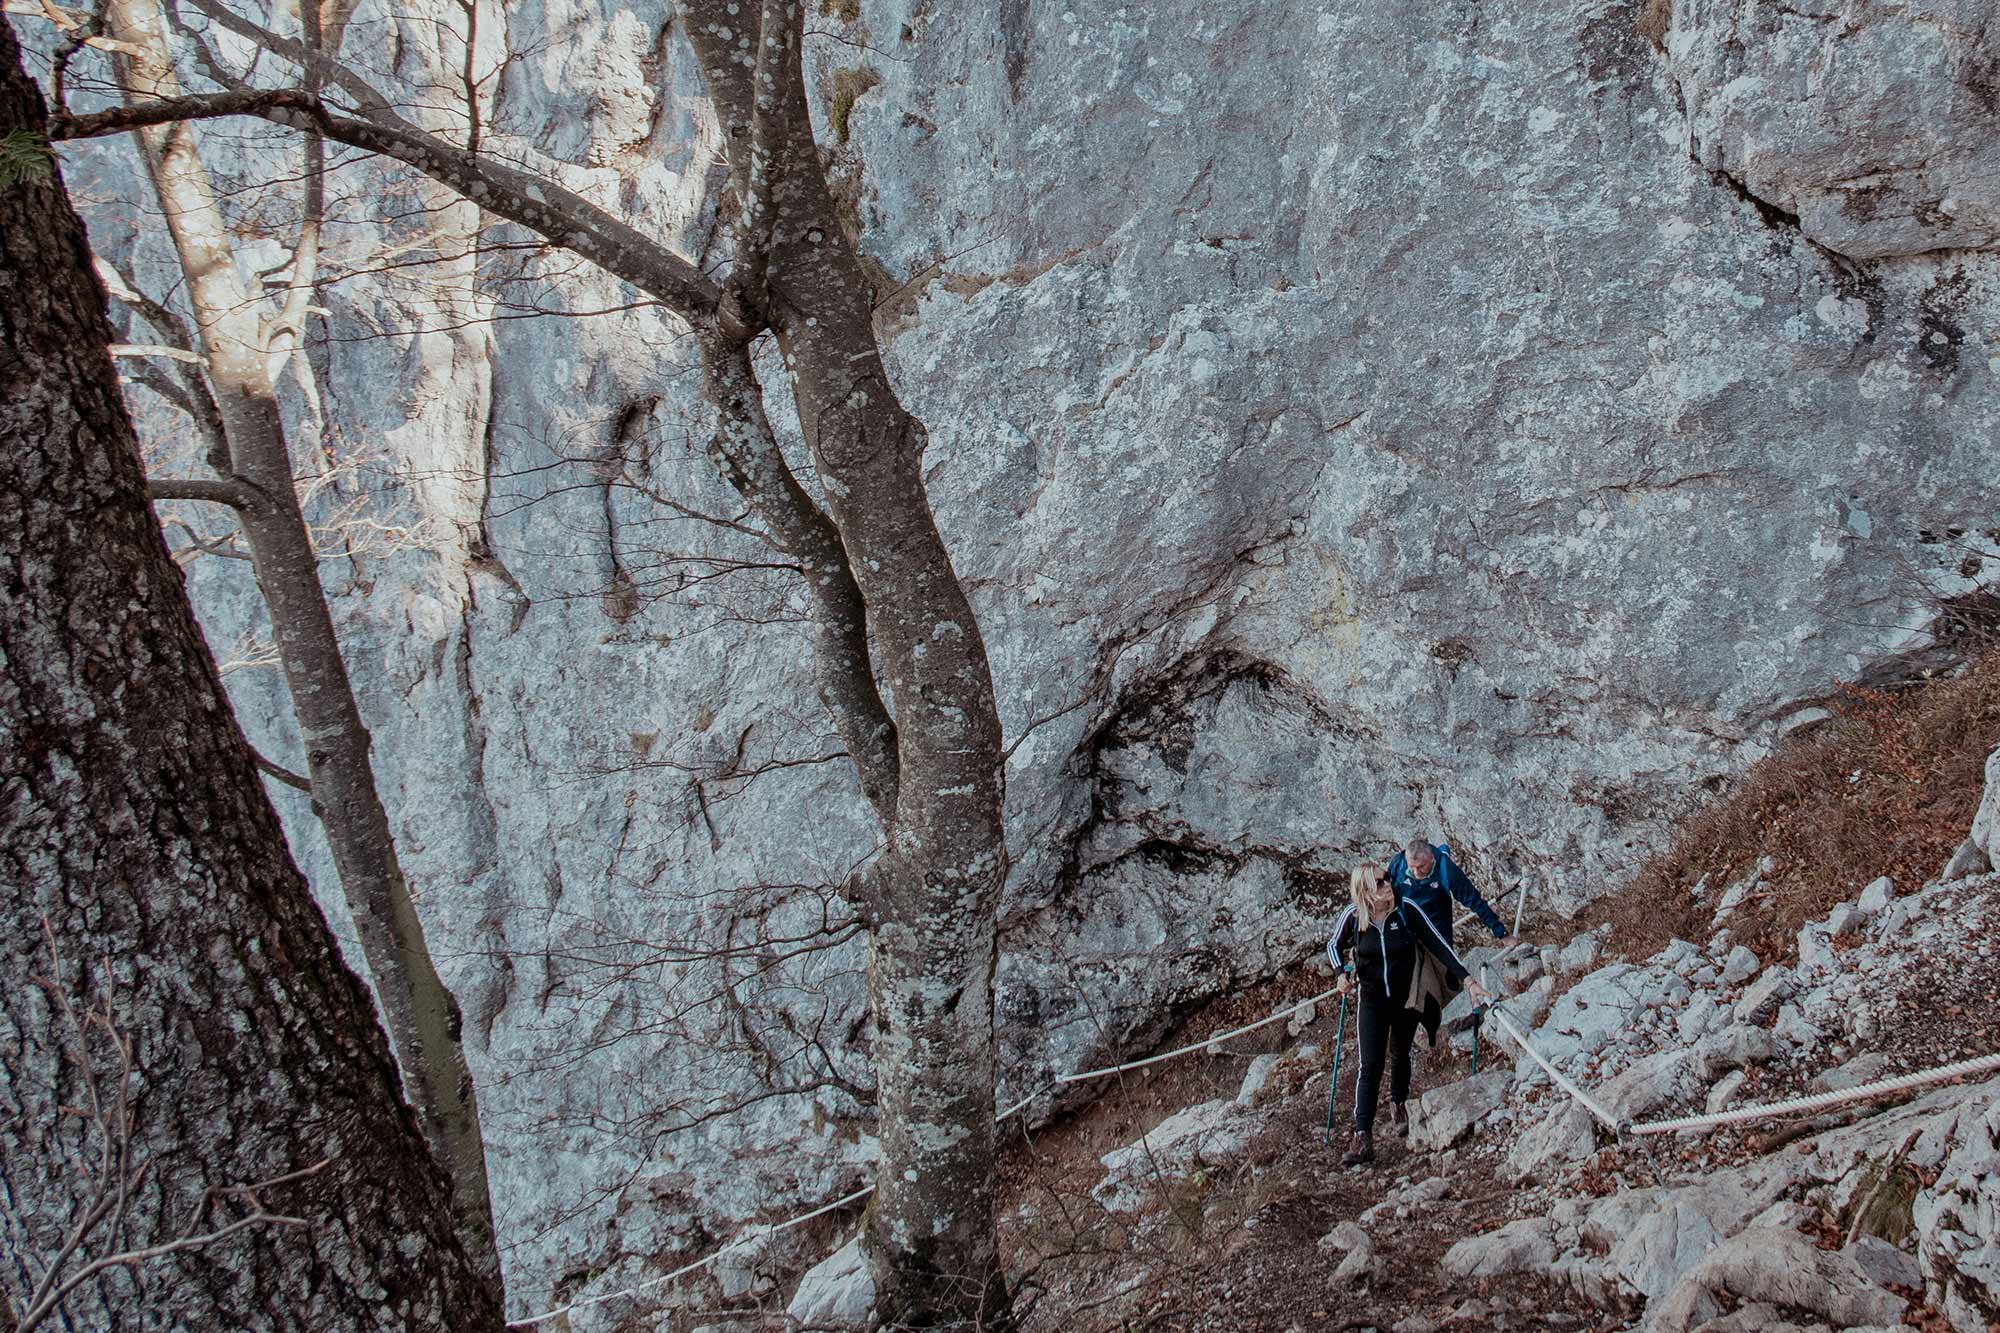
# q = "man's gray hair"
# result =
<box><xmin>1404</xmin><ymin>839</ymin><xmax>1436</xmax><ymax>865</ymax></box>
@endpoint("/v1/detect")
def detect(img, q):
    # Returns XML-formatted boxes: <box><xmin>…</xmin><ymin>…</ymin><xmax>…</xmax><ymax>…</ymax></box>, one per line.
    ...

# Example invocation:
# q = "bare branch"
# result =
<box><xmin>248</xmin><ymin>744</ymin><xmax>312</xmax><ymax>793</ymax></box>
<box><xmin>108</xmin><ymin>341</ymin><xmax>200</xmax><ymax>363</ymax></box>
<box><xmin>146</xmin><ymin>475</ymin><xmax>257</xmax><ymax>508</ymax></box>
<box><xmin>53</xmin><ymin>86</ymin><xmax>727</xmax><ymax>327</ymax></box>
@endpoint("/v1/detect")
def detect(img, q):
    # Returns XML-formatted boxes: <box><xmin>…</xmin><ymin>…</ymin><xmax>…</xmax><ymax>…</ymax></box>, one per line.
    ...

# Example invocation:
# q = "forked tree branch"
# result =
<box><xmin>51</xmin><ymin>90</ymin><xmax>728</xmax><ymax>327</ymax></box>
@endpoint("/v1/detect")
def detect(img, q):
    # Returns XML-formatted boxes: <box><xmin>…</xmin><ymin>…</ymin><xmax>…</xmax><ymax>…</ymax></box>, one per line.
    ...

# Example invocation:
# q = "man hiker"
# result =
<box><xmin>1386</xmin><ymin>838</ymin><xmax>1508</xmax><ymax>944</ymax></box>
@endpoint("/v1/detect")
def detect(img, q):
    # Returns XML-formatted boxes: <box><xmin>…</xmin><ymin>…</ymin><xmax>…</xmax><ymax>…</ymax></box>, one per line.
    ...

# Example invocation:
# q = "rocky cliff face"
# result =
<box><xmin>62</xmin><ymin>0</ymin><xmax>2000</xmax><ymax>1312</ymax></box>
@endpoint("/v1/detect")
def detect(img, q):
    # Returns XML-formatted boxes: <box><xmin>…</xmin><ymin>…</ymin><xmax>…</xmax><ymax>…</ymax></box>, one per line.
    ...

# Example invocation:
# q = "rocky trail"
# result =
<box><xmin>950</xmin><ymin>756</ymin><xmax>2000</xmax><ymax>1333</ymax></box>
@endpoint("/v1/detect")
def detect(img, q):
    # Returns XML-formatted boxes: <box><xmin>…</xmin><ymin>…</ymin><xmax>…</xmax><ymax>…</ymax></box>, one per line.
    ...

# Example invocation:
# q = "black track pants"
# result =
<box><xmin>1352</xmin><ymin>993</ymin><xmax>1422</xmax><ymax>1133</ymax></box>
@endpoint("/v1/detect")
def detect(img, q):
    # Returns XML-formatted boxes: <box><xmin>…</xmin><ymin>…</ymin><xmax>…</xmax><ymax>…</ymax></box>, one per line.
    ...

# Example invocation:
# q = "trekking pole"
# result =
<box><xmin>1322</xmin><ymin>983</ymin><xmax>1350</xmax><ymax>1148</ymax></box>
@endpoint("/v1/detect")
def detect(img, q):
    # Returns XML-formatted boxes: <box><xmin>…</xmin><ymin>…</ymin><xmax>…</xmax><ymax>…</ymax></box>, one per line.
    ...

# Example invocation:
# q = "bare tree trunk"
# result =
<box><xmin>100</xmin><ymin>0</ymin><xmax>499</xmax><ymax>1281</ymax></box>
<box><xmin>681</xmin><ymin>9</ymin><xmax>1012</xmax><ymax>1322</ymax></box>
<box><xmin>0</xmin><ymin>18</ymin><xmax>502</xmax><ymax>1328</ymax></box>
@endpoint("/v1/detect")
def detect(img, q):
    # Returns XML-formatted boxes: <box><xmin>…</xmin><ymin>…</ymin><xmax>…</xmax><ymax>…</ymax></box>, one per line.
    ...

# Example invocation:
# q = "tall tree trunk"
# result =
<box><xmin>682</xmin><ymin>8</ymin><xmax>1012</xmax><ymax>1322</ymax></box>
<box><xmin>0</xmin><ymin>18</ymin><xmax>503</xmax><ymax>1329</ymax></box>
<box><xmin>48</xmin><ymin>13</ymin><xmax>1013</xmax><ymax>1316</ymax></box>
<box><xmin>101</xmin><ymin>0</ymin><xmax>499</xmax><ymax>1281</ymax></box>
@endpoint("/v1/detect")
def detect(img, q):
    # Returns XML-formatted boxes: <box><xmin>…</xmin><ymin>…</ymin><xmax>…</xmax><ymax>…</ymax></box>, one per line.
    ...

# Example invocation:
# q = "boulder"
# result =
<box><xmin>1676</xmin><ymin>993</ymin><xmax>1728</xmax><ymax>1044</ymax></box>
<box><xmin>1332</xmin><ymin>1237</ymin><xmax>1376</xmax><ymax>1286</ymax></box>
<box><xmin>1094</xmin><ymin>1098</ymin><xmax>1253</xmax><ymax>1212</ymax></box>
<box><xmin>1712</xmin><ymin>874</ymin><xmax>1756</xmax><ymax>926</ymax></box>
<box><xmin>1842</xmin><ymin>1235</ymin><xmax>1920</xmax><ymax>1293</ymax></box>
<box><xmin>1441</xmin><ymin>1217</ymin><xmax>1559</xmax><ymax>1280</ymax></box>
<box><xmin>1705</xmin><ymin>1070</ymin><xmax>1747</xmax><ymax>1115</ymax></box>
<box><xmin>1692</xmin><ymin>1025</ymin><xmax>1778</xmax><ymax>1082</ymax></box>
<box><xmin>1602</xmin><ymin>1049</ymin><xmax>1700</xmax><ymax>1123</ymax></box>
<box><xmin>1643</xmin><ymin>1226</ymin><xmax>1906</xmax><ymax>1332</ymax></box>
<box><xmin>787</xmin><ymin>1236</ymin><xmax>875</xmax><ymax>1331</ymax></box>
<box><xmin>1734</xmin><ymin>967</ymin><xmax>1794</xmax><ymax>1026</ymax></box>
<box><xmin>1719</xmin><ymin>946</ymin><xmax>1760</xmax><ymax>987</ymax></box>
<box><xmin>1973</xmin><ymin>747</ymin><xmax>2000</xmax><ymax>868</ymax></box>
<box><xmin>1822</xmin><ymin>903</ymin><xmax>1863</xmax><ymax>939</ymax></box>
<box><xmin>1942</xmin><ymin>839</ymin><xmax>1992</xmax><ymax>881</ymax></box>
<box><xmin>1772</xmin><ymin>1002</ymin><xmax>1825</xmax><ymax>1050</ymax></box>
<box><xmin>1506</xmin><ymin>1100</ymin><xmax>1598</xmax><ymax>1182</ymax></box>
<box><xmin>1236</xmin><ymin>1052</ymin><xmax>1282</xmax><ymax>1106</ymax></box>
<box><xmin>1411</xmin><ymin>1070</ymin><xmax>1511</xmax><ymax>1152</ymax></box>
<box><xmin>1317</xmin><ymin>1220</ymin><xmax>1367</xmax><ymax>1255</ymax></box>
<box><xmin>1558</xmin><ymin>928</ymin><xmax>1606</xmax><ymax>974</ymax></box>
<box><xmin>1811</xmin><ymin>1051</ymin><xmax>1896</xmax><ymax>1093</ymax></box>
<box><xmin>1856</xmin><ymin>877</ymin><xmax>1895</xmax><ymax>916</ymax></box>
<box><xmin>1611</xmin><ymin>1197</ymin><xmax>1728</xmax><ymax>1302</ymax></box>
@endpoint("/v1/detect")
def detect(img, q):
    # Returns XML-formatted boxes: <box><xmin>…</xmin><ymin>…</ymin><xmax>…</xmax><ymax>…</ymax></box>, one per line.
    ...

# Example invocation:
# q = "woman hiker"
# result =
<box><xmin>1328</xmin><ymin>863</ymin><xmax>1491</xmax><ymax>1166</ymax></box>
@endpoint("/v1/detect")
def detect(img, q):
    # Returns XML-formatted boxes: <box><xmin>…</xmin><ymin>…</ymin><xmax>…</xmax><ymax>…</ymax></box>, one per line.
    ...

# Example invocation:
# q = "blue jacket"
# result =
<box><xmin>1386</xmin><ymin>843</ymin><xmax>1507</xmax><ymax>939</ymax></box>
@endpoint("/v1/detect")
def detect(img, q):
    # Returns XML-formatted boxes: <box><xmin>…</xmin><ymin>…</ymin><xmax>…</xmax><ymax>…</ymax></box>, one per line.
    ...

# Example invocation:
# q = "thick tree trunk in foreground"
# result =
<box><xmin>100</xmin><ymin>0</ymin><xmax>499</xmax><ymax>1279</ymax></box>
<box><xmin>51</xmin><ymin>7</ymin><xmax>1014</xmax><ymax>1317</ymax></box>
<box><xmin>0</xmin><ymin>19</ymin><xmax>503</xmax><ymax>1329</ymax></box>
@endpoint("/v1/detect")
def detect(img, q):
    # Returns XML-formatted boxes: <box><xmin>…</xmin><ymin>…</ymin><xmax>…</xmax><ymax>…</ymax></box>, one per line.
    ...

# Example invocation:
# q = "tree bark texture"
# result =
<box><xmin>680</xmin><ymin>7</ymin><xmax>1011</xmax><ymax>1324</ymax></box>
<box><xmin>50</xmin><ymin>9</ymin><xmax>1013</xmax><ymax>1319</ymax></box>
<box><xmin>100</xmin><ymin>0</ymin><xmax>499</xmax><ymax>1281</ymax></box>
<box><xmin>0</xmin><ymin>18</ymin><xmax>503</xmax><ymax>1328</ymax></box>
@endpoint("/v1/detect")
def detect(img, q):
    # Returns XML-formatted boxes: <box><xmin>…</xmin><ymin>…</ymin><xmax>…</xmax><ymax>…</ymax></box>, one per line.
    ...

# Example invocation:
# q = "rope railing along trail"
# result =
<box><xmin>505</xmin><ymin>1185</ymin><xmax>874</xmax><ymax>1328</ymax></box>
<box><xmin>1476</xmin><ymin>982</ymin><xmax>2000</xmax><ymax>1141</ymax></box>
<box><xmin>507</xmin><ymin>985</ymin><xmax>1340</xmax><ymax>1327</ymax></box>
<box><xmin>1626</xmin><ymin>1051</ymin><xmax>2000</xmax><ymax>1137</ymax></box>
<box><xmin>1479</xmin><ymin>995</ymin><xmax>1624</xmax><ymax>1131</ymax></box>
<box><xmin>1046</xmin><ymin>985</ymin><xmax>1343</xmax><ymax>1088</ymax></box>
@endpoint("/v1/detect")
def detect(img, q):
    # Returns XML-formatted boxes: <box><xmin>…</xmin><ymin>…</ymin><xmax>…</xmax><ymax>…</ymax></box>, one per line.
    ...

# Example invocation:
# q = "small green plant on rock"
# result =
<box><xmin>0</xmin><ymin>129</ymin><xmax>55</xmax><ymax>188</ymax></box>
<box><xmin>827</xmin><ymin>66</ymin><xmax>882</xmax><ymax>145</ymax></box>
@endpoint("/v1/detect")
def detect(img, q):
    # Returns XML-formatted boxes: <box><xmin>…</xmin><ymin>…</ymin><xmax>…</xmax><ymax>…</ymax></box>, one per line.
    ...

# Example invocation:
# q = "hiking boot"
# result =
<box><xmin>1340</xmin><ymin>1131</ymin><xmax>1374</xmax><ymax>1167</ymax></box>
<box><xmin>1390</xmin><ymin>1102</ymin><xmax>1410</xmax><ymax>1139</ymax></box>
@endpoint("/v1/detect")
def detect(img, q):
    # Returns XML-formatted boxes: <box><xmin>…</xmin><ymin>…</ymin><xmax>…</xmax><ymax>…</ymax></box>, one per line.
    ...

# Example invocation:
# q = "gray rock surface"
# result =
<box><xmin>1735</xmin><ymin>967</ymin><xmax>1795</xmax><ymax>1025</ymax></box>
<box><xmin>1411</xmin><ymin>1069</ymin><xmax>1512</xmax><ymax>1151</ymax></box>
<box><xmin>1843</xmin><ymin>1235</ymin><xmax>1921</xmax><ymax>1294</ymax></box>
<box><xmin>1442</xmin><ymin>1216</ymin><xmax>1561</xmax><ymax>1280</ymax></box>
<box><xmin>787</xmin><ymin>1237</ymin><xmax>876</xmax><ymax>1331</ymax></box>
<box><xmin>1236</xmin><ymin>1052</ymin><xmax>1283</xmax><ymax>1106</ymax></box>
<box><xmin>1092</xmin><ymin>1098</ymin><xmax>1255</xmax><ymax>1214</ymax></box>
<box><xmin>1973</xmin><ymin>746</ymin><xmax>2000</xmax><ymax>867</ymax></box>
<box><xmin>1644</xmin><ymin>1226</ymin><xmax>1908</xmax><ymax>1331</ymax></box>
<box><xmin>57</xmin><ymin>0</ymin><xmax>2000</xmax><ymax>1311</ymax></box>
<box><xmin>1666</xmin><ymin>0</ymin><xmax>2000</xmax><ymax>259</ymax></box>
<box><xmin>1454</xmin><ymin>873</ymin><xmax>2000</xmax><ymax>1327</ymax></box>
<box><xmin>1912</xmin><ymin>1092</ymin><xmax>2000</xmax><ymax>1331</ymax></box>
<box><xmin>1601</xmin><ymin>1049</ymin><xmax>1700</xmax><ymax>1122</ymax></box>
<box><xmin>1505</xmin><ymin>1099</ymin><xmax>1599</xmax><ymax>1183</ymax></box>
<box><xmin>1719</xmin><ymin>945</ymin><xmax>1761</xmax><ymax>987</ymax></box>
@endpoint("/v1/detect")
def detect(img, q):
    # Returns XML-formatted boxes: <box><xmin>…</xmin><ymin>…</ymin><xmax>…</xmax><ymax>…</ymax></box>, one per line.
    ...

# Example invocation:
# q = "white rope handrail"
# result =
<box><xmin>1628</xmin><ymin>1051</ymin><xmax>2000</xmax><ymax>1136</ymax></box>
<box><xmin>1051</xmin><ymin>986</ymin><xmax>1340</xmax><ymax>1086</ymax></box>
<box><xmin>507</xmin><ymin>986</ymin><xmax>1339</xmax><ymax>1325</ymax></box>
<box><xmin>505</xmin><ymin>1185</ymin><xmax>875</xmax><ymax>1327</ymax></box>
<box><xmin>1480</xmin><ymin>998</ymin><xmax>1623</xmax><ymax>1131</ymax></box>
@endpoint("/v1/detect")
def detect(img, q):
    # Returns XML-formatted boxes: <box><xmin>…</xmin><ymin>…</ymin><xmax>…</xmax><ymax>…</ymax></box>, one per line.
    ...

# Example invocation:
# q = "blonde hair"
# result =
<box><xmin>1349</xmin><ymin>864</ymin><xmax>1389</xmax><ymax>931</ymax></box>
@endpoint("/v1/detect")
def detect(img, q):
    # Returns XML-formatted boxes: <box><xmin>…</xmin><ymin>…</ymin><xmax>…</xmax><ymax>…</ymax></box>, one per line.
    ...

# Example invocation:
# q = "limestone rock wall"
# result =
<box><xmin>55</xmin><ymin>0</ymin><xmax>2000</xmax><ymax>1313</ymax></box>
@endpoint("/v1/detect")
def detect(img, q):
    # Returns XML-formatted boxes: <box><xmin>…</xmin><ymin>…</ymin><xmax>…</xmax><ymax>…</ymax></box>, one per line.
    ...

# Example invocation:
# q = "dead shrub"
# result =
<box><xmin>1588</xmin><ymin>648</ymin><xmax>2000</xmax><ymax>962</ymax></box>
